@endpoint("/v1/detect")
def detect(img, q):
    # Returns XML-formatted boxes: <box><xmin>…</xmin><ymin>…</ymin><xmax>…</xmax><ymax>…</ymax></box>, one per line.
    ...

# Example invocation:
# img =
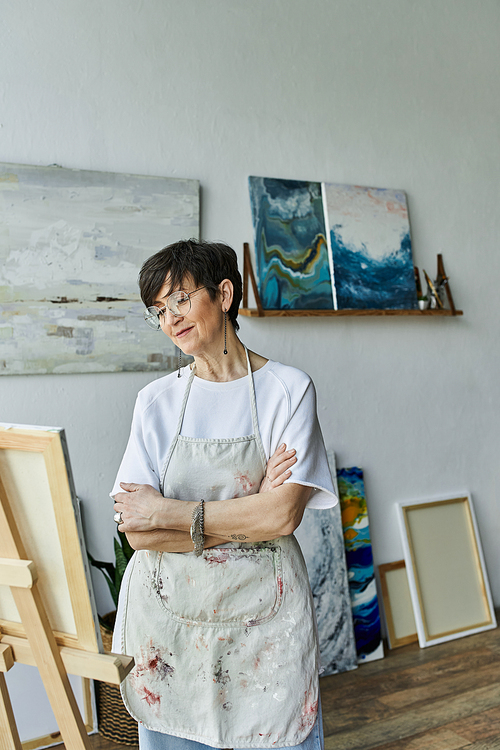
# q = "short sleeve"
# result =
<box><xmin>275</xmin><ymin>375</ymin><xmax>338</xmax><ymax>510</ymax></box>
<box><xmin>109</xmin><ymin>396</ymin><xmax>161</xmax><ymax>499</ymax></box>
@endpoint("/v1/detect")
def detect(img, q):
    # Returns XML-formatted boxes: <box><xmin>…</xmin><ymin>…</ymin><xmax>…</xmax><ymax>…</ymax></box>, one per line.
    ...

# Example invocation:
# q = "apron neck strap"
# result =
<box><xmin>244</xmin><ymin>346</ymin><xmax>260</xmax><ymax>438</ymax></box>
<box><xmin>173</xmin><ymin>365</ymin><xmax>196</xmax><ymax>440</ymax></box>
<box><xmin>174</xmin><ymin>345</ymin><xmax>261</xmax><ymax>442</ymax></box>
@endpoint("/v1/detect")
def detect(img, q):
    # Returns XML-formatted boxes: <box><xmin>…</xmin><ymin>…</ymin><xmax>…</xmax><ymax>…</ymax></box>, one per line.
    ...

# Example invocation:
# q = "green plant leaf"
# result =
<box><xmin>102</xmin><ymin>572</ymin><xmax>118</xmax><ymax>608</ymax></box>
<box><xmin>118</xmin><ymin>529</ymin><xmax>135</xmax><ymax>563</ymax></box>
<box><xmin>88</xmin><ymin>551</ymin><xmax>116</xmax><ymax>579</ymax></box>
<box><xmin>88</xmin><ymin>531</ymin><xmax>135</xmax><ymax>615</ymax></box>
<box><xmin>114</xmin><ymin>538</ymin><xmax>129</xmax><ymax>578</ymax></box>
<box><xmin>88</xmin><ymin>551</ymin><xmax>118</xmax><ymax>608</ymax></box>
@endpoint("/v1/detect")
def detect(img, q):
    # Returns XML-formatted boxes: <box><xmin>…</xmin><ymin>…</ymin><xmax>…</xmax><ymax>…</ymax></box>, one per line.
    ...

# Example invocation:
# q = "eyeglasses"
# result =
<box><xmin>144</xmin><ymin>287</ymin><xmax>206</xmax><ymax>330</ymax></box>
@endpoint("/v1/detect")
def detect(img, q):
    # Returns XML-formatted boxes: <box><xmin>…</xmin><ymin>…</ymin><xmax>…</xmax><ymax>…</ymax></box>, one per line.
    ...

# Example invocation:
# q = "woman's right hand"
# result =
<box><xmin>259</xmin><ymin>443</ymin><xmax>297</xmax><ymax>493</ymax></box>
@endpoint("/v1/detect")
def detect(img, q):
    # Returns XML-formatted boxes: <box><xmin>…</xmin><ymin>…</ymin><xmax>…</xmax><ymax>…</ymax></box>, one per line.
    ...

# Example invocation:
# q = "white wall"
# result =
<box><xmin>1</xmin><ymin>0</ymin><xmax>499</xmax><ymax>620</ymax></box>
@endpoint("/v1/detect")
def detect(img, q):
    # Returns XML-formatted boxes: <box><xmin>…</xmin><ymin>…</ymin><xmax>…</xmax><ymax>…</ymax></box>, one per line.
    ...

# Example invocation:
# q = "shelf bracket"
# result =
<box><xmin>243</xmin><ymin>243</ymin><xmax>264</xmax><ymax>317</ymax></box>
<box><xmin>436</xmin><ymin>254</ymin><xmax>457</xmax><ymax>315</ymax></box>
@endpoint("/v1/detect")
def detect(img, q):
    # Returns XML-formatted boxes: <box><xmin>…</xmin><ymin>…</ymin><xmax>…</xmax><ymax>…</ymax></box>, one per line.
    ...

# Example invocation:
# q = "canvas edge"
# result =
<box><xmin>320</xmin><ymin>184</ymin><xmax>338</xmax><ymax>310</ymax></box>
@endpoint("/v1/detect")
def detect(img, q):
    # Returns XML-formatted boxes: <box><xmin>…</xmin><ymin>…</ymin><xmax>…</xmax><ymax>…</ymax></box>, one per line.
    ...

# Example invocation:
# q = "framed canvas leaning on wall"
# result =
<box><xmin>397</xmin><ymin>494</ymin><xmax>496</xmax><ymax>648</ymax></box>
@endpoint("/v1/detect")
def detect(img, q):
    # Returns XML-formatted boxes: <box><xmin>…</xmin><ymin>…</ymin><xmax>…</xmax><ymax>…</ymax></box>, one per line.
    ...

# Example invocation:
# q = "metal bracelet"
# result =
<box><xmin>190</xmin><ymin>499</ymin><xmax>205</xmax><ymax>557</ymax></box>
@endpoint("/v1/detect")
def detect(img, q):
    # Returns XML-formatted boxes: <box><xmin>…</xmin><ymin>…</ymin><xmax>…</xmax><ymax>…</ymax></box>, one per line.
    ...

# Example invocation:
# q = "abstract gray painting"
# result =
<box><xmin>0</xmin><ymin>163</ymin><xmax>199</xmax><ymax>375</ymax></box>
<box><xmin>295</xmin><ymin>450</ymin><xmax>358</xmax><ymax>676</ymax></box>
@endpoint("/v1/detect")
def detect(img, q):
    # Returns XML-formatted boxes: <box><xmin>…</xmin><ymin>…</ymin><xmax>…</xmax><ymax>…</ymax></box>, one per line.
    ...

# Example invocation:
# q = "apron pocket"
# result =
<box><xmin>152</xmin><ymin>545</ymin><xmax>283</xmax><ymax>627</ymax></box>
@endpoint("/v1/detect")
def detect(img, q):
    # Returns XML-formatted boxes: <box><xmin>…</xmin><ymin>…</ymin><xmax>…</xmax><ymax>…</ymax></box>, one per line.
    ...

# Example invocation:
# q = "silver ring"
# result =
<box><xmin>113</xmin><ymin>511</ymin><xmax>123</xmax><ymax>525</ymax></box>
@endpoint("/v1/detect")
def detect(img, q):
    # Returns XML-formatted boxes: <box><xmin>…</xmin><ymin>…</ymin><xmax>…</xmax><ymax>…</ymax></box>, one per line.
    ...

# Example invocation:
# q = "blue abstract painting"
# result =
<box><xmin>248</xmin><ymin>176</ymin><xmax>334</xmax><ymax>309</ymax></box>
<box><xmin>337</xmin><ymin>467</ymin><xmax>384</xmax><ymax>663</ymax></box>
<box><xmin>294</xmin><ymin>451</ymin><xmax>357</xmax><ymax>676</ymax></box>
<box><xmin>322</xmin><ymin>183</ymin><xmax>418</xmax><ymax>310</ymax></box>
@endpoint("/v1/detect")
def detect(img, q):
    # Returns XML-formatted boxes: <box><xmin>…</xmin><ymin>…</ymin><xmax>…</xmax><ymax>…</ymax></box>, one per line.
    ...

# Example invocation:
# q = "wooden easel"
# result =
<box><xmin>0</xmin><ymin>442</ymin><xmax>133</xmax><ymax>750</ymax></box>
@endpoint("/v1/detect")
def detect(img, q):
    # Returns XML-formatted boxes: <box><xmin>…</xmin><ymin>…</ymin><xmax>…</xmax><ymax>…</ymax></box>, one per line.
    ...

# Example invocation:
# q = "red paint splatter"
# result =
<box><xmin>235</xmin><ymin>473</ymin><xmax>254</xmax><ymax>494</ymax></box>
<box><xmin>195</xmin><ymin>634</ymin><xmax>209</xmax><ymax>651</ymax></box>
<box><xmin>204</xmin><ymin>550</ymin><xmax>231</xmax><ymax>565</ymax></box>
<box><xmin>297</xmin><ymin>690</ymin><xmax>318</xmax><ymax>732</ymax></box>
<box><xmin>277</xmin><ymin>575</ymin><xmax>283</xmax><ymax>597</ymax></box>
<box><xmin>140</xmin><ymin>686</ymin><xmax>161</xmax><ymax>706</ymax></box>
<box><xmin>135</xmin><ymin>641</ymin><xmax>175</xmax><ymax>680</ymax></box>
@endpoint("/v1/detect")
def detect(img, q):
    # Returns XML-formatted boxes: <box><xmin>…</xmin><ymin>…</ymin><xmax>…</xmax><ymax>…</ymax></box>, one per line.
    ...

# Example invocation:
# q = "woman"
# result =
<box><xmin>112</xmin><ymin>240</ymin><xmax>337</xmax><ymax>750</ymax></box>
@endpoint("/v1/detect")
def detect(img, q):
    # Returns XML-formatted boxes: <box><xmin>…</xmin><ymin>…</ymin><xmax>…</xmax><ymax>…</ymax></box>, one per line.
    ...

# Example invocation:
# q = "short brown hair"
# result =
<box><xmin>139</xmin><ymin>239</ymin><xmax>242</xmax><ymax>331</ymax></box>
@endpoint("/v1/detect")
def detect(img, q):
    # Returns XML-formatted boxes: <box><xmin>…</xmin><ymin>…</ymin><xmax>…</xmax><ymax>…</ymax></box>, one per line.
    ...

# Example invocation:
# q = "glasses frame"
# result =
<box><xmin>144</xmin><ymin>286</ymin><xmax>206</xmax><ymax>330</ymax></box>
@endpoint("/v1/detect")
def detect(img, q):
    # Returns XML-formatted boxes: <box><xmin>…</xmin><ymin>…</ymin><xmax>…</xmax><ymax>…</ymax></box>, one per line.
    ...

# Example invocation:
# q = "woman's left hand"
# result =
<box><xmin>114</xmin><ymin>482</ymin><xmax>167</xmax><ymax>532</ymax></box>
<box><xmin>259</xmin><ymin>443</ymin><xmax>297</xmax><ymax>493</ymax></box>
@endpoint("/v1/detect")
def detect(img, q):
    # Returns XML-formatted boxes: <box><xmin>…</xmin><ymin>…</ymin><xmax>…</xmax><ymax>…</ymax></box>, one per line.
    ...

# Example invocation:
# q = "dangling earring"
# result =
<box><xmin>177</xmin><ymin>346</ymin><xmax>182</xmax><ymax>377</ymax></box>
<box><xmin>223</xmin><ymin>310</ymin><xmax>228</xmax><ymax>355</ymax></box>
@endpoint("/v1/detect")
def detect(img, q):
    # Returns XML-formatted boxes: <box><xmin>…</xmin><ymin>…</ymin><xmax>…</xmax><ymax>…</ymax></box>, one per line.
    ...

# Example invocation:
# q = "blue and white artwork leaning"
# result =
<box><xmin>248</xmin><ymin>177</ymin><xmax>334</xmax><ymax>310</ymax></box>
<box><xmin>322</xmin><ymin>183</ymin><xmax>418</xmax><ymax>310</ymax></box>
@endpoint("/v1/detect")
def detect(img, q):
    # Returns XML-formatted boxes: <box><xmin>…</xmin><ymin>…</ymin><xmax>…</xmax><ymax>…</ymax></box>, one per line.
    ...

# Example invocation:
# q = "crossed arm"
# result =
<box><xmin>113</xmin><ymin>444</ymin><xmax>311</xmax><ymax>553</ymax></box>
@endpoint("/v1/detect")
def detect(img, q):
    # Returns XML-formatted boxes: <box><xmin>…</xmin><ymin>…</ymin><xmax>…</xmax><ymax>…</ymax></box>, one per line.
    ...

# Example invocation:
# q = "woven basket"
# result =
<box><xmin>96</xmin><ymin>612</ymin><xmax>139</xmax><ymax>746</ymax></box>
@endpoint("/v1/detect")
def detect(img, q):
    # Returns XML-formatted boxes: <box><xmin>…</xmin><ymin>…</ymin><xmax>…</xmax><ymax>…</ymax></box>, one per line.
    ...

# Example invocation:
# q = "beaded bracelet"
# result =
<box><xmin>190</xmin><ymin>499</ymin><xmax>205</xmax><ymax>556</ymax></box>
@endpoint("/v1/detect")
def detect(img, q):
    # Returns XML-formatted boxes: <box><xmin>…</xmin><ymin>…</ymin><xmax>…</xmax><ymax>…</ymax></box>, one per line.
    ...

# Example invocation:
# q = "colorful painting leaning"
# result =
<box><xmin>248</xmin><ymin>176</ymin><xmax>334</xmax><ymax>310</ymax></box>
<box><xmin>0</xmin><ymin>163</ymin><xmax>199</xmax><ymax>375</ymax></box>
<box><xmin>337</xmin><ymin>467</ymin><xmax>384</xmax><ymax>663</ymax></box>
<box><xmin>322</xmin><ymin>183</ymin><xmax>418</xmax><ymax>310</ymax></box>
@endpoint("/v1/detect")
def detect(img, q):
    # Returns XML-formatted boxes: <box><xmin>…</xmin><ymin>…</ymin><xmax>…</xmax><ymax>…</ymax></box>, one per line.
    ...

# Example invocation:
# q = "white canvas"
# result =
<box><xmin>397</xmin><ymin>494</ymin><xmax>497</xmax><ymax>647</ymax></box>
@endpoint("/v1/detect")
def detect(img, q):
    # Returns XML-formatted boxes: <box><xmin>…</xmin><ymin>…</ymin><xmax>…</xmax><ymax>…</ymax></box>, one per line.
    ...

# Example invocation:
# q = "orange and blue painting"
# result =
<box><xmin>248</xmin><ymin>176</ymin><xmax>334</xmax><ymax>310</ymax></box>
<box><xmin>337</xmin><ymin>467</ymin><xmax>384</xmax><ymax>663</ymax></box>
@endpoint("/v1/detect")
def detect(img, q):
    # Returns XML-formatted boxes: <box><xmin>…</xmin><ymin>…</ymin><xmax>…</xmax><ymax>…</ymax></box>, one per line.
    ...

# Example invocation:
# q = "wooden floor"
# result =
<box><xmin>321</xmin><ymin>624</ymin><xmax>500</xmax><ymax>750</ymax></box>
<box><xmin>63</xmin><ymin>623</ymin><xmax>500</xmax><ymax>750</ymax></box>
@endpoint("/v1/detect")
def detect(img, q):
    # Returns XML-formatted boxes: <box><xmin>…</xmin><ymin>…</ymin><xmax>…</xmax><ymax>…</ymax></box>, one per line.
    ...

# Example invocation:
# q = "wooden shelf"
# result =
<box><xmin>239</xmin><ymin>308</ymin><xmax>463</xmax><ymax>318</ymax></box>
<box><xmin>241</xmin><ymin>244</ymin><xmax>463</xmax><ymax>320</ymax></box>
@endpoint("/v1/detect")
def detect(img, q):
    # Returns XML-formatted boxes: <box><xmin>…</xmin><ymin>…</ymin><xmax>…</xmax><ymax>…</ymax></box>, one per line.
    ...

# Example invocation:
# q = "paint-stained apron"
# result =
<box><xmin>119</xmin><ymin>348</ymin><xmax>319</xmax><ymax>748</ymax></box>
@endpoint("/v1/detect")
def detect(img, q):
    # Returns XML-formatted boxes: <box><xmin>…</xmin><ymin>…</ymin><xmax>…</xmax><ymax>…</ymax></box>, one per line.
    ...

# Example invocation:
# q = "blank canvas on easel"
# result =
<box><xmin>0</xmin><ymin>424</ymin><xmax>101</xmax><ymax>651</ymax></box>
<box><xmin>0</xmin><ymin>423</ymin><xmax>133</xmax><ymax>750</ymax></box>
<box><xmin>0</xmin><ymin>423</ymin><xmax>103</xmax><ymax>747</ymax></box>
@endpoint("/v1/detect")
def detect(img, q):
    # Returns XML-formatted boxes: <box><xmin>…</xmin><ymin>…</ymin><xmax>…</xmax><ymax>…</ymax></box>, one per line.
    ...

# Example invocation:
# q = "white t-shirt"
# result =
<box><xmin>111</xmin><ymin>358</ymin><xmax>337</xmax><ymax>509</ymax></box>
